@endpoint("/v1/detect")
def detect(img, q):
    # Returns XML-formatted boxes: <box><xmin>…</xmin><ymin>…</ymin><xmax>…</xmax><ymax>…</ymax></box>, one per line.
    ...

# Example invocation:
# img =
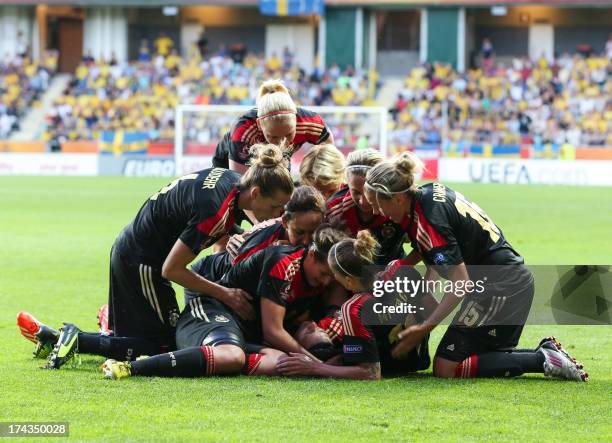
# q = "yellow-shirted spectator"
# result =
<box><xmin>154</xmin><ymin>33</ymin><xmax>174</xmax><ymax>56</ymax></box>
<box><xmin>266</xmin><ymin>52</ymin><xmax>281</xmax><ymax>71</ymax></box>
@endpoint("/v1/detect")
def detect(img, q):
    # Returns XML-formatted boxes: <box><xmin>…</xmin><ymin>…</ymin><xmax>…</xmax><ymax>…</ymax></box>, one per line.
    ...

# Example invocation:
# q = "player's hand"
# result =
<box><xmin>222</xmin><ymin>288</ymin><xmax>255</xmax><ymax>321</ymax></box>
<box><xmin>276</xmin><ymin>352</ymin><xmax>317</xmax><ymax>376</ymax></box>
<box><xmin>273</xmin><ymin>239</ymin><xmax>291</xmax><ymax>246</ymax></box>
<box><xmin>391</xmin><ymin>323</ymin><xmax>431</xmax><ymax>359</ymax></box>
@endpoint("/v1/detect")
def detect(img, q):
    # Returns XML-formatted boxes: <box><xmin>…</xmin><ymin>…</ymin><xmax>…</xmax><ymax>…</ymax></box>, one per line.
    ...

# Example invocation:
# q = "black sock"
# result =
<box><xmin>473</xmin><ymin>350</ymin><xmax>544</xmax><ymax>378</ymax></box>
<box><xmin>77</xmin><ymin>332</ymin><xmax>170</xmax><ymax>361</ymax></box>
<box><xmin>131</xmin><ymin>347</ymin><xmax>208</xmax><ymax>377</ymax></box>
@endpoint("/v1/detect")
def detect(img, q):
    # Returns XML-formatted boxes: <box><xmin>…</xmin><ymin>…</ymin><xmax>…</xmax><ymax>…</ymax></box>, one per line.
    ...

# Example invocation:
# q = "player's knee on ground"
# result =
<box><xmin>212</xmin><ymin>344</ymin><xmax>246</xmax><ymax>374</ymax></box>
<box><xmin>433</xmin><ymin>356</ymin><xmax>460</xmax><ymax>378</ymax></box>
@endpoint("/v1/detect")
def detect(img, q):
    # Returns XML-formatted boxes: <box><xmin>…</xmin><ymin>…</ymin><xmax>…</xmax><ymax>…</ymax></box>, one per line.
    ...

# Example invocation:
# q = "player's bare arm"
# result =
<box><xmin>163</xmin><ymin>238</ymin><xmax>255</xmax><ymax>321</ymax></box>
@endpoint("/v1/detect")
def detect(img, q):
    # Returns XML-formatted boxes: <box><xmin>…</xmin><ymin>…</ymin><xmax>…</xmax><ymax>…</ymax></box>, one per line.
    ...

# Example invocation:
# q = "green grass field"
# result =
<box><xmin>1</xmin><ymin>177</ymin><xmax>610</xmax><ymax>442</ymax></box>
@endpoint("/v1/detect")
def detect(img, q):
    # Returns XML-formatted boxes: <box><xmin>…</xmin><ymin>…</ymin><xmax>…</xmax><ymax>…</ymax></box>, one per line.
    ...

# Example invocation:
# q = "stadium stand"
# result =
<box><xmin>0</xmin><ymin>51</ymin><xmax>57</xmax><ymax>139</ymax></box>
<box><xmin>45</xmin><ymin>40</ymin><xmax>380</xmax><ymax>148</ymax></box>
<box><xmin>389</xmin><ymin>53</ymin><xmax>611</xmax><ymax>155</ymax></box>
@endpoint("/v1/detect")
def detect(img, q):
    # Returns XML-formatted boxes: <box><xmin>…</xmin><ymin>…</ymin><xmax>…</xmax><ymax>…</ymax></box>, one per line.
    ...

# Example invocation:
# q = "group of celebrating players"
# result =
<box><xmin>18</xmin><ymin>80</ymin><xmax>587</xmax><ymax>382</ymax></box>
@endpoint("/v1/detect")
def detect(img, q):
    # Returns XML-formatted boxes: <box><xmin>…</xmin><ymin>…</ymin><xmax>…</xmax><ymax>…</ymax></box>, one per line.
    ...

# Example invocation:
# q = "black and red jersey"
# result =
<box><xmin>331</xmin><ymin>292</ymin><xmax>430</xmax><ymax>375</ymax></box>
<box><xmin>212</xmin><ymin>107</ymin><xmax>330</xmax><ymax>168</ymax></box>
<box><xmin>218</xmin><ymin>245</ymin><xmax>322</xmax><ymax>341</ymax></box>
<box><xmin>318</xmin><ymin>260</ymin><xmax>430</xmax><ymax>375</ymax></box>
<box><xmin>400</xmin><ymin>183</ymin><xmax>522</xmax><ymax>269</ymax></box>
<box><xmin>326</xmin><ymin>187</ymin><xmax>406</xmax><ymax>265</ymax></box>
<box><xmin>185</xmin><ymin>219</ymin><xmax>286</xmax><ymax>300</ymax></box>
<box><xmin>226</xmin><ymin>218</ymin><xmax>285</xmax><ymax>264</ymax></box>
<box><xmin>115</xmin><ymin>168</ymin><xmax>246</xmax><ymax>267</ymax></box>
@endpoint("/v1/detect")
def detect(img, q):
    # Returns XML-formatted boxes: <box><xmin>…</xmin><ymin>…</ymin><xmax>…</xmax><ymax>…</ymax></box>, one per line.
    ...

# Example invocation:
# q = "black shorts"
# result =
<box><xmin>436</xmin><ymin>266</ymin><xmax>535</xmax><ymax>362</ymax></box>
<box><xmin>175</xmin><ymin>296</ymin><xmax>246</xmax><ymax>350</ymax></box>
<box><xmin>107</xmin><ymin>243</ymin><xmax>179</xmax><ymax>343</ymax></box>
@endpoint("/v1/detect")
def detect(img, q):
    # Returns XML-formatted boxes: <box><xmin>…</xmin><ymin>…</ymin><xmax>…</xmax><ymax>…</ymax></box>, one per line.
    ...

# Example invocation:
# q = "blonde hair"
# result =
<box><xmin>330</xmin><ymin>230</ymin><xmax>379</xmax><ymax>285</ymax></box>
<box><xmin>346</xmin><ymin>148</ymin><xmax>384</xmax><ymax>178</ymax></box>
<box><xmin>257</xmin><ymin>79</ymin><xmax>297</xmax><ymax>123</ymax></box>
<box><xmin>240</xmin><ymin>143</ymin><xmax>294</xmax><ymax>197</ymax></box>
<box><xmin>300</xmin><ymin>144</ymin><xmax>346</xmax><ymax>189</ymax></box>
<box><xmin>365</xmin><ymin>151</ymin><xmax>424</xmax><ymax>198</ymax></box>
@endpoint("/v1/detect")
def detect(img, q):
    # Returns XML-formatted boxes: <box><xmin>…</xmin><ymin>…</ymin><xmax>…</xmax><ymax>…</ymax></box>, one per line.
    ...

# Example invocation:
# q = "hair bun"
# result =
<box><xmin>394</xmin><ymin>152</ymin><xmax>424</xmax><ymax>177</ymax></box>
<box><xmin>258</xmin><ymin>79</ymin><xmax>290</xmax><ymax>99</ymax></box>
<box><xmin>354</xmin><ymin>230</ymin><xmax>378</xmax><ymax>263</ymax></box>
<box><xmin>249</xmin><ymin>143</ymin><xmax>286</xmax><ymax>168</ymax></box>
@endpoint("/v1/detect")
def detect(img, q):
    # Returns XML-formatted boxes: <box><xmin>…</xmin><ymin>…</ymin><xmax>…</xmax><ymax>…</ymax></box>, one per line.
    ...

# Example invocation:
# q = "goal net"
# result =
<box><xmin>174</xmin><ymin>105</ymin><xmax>388</xmax><ymax>176</ymax></box>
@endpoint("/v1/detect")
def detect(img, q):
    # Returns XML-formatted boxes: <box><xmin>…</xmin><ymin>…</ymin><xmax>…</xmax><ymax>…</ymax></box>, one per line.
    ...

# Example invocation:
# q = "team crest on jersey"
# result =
<box><xmin>381</xmin><ymin>223</ymin><xmax>397</xmax><ymax>239</ymax></box>
<box><xmin>238</xmin><ymin>145</ymin><xmax>250</xmax><ymax>161</ymax></box>
<box><xmin>215</xmin><ymin>315</ymin><xmax>230</xmax><ymax>323</ymax></box>
<box><xmin>279</xmin><ymin>282</ymin><xmax>292</xmax><ymax>301</ymax></box>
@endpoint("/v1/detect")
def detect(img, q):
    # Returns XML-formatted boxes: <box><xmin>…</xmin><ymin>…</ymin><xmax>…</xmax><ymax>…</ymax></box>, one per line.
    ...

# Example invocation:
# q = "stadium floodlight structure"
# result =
<box><xmin>174</xmin><ymin>104</ymin><xmax>388</xmax><ymax>176</ymax></box>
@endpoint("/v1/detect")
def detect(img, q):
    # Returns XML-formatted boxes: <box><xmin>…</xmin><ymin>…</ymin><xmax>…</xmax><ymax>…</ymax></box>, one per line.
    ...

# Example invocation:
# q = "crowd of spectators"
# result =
<box><xmin>45</xmin><ymin>36</ymin><xmax>379</xmax><ymax>146</ymax></box>
<box><xmin>0</xmin><ymin>50</ymin><xmax>57</xmax><ymax>138</ymax></box>
<box><xmin>389</xmin><ymin>46</ymin><xmax>611</xmax><ymax>150</ymax></box>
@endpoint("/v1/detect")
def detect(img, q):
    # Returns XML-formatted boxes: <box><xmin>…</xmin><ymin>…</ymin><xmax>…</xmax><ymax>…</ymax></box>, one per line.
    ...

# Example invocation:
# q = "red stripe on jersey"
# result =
<box><xmin>232</xmin><ymin>118</ymin><xmax>258</xmax><ymax>143</ymax></box>
<box><xmin>341</xmin><ymin>293</ymin><xmax>373</xmax><ymax>339</ymax></box>
<box><xmin>409</xmin><ymin>200</ymin><xmax>448</xmax><ymax>251</ymax></box>
<box><xmin>268</xmin><ymin>248</ymin><xmax>305</xmax><ymax>280</ymax></box>
<box><xmin>196</xmin><ymin>187</ymin><xmax>238</xmax><ymax>240</ymax></box>
<box><xmin>297</xmin><ymin>114</ymin><xmax>325</xmax><ymax>125</ymax></box>
<box><xmin>325</xmin><ymin>187</ymin><xmax>388</xmax><ymax>236</ymax></box>
<box><xmin>232</xmin><ymin>227</ymin><xmax>283</xmax><ymax>264</ymax></box>
<box><xmin>269</xmin><ymin>248</ymin><xmax>320</xmax><ymax>303</ymax></box>
<box><xmin>380</xmin><ymin>259</ymin><xmax>413</xmax><ymax>281</ymax></box>
<box><xmin>231</xmin><ymin>108</ymin><xmax>326</xmax><ymax>147</ymax></box>
<box><xmin>317</xmin><ymin>316</ymin><xmax>344</xmax><ymax>345</ymax></box>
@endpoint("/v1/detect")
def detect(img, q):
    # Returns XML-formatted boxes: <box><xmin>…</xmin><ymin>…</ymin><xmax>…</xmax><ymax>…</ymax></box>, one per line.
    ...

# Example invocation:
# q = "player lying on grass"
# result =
<box><xmin>213</xmin><ymin>79</ymin><xmax>333</xmax><ymax>174</ymax></box>
<box><xmin>277</xmin><ymin>231</ymin><xmax>433</xmax><ymax>380</ymax></box>
<box><xmin>299</xmin><ymin>143</ymin><xmax>346</xmax><ymax>200</ymax></box>
<box><xmin>191</xmin><ymin>185</ymin><xmax>326</xmax><ymax>285</ymax></box>
<box><xmin>18</xmin><ymin>144</ymin><xmax>294</xmax><ymax>368</ymax></box>
<box><xmin>100</xmin><ymin>225</ymin><xmax>348</xmax><ymax>379</ymax></box>
<box><xmin>326</xmin><ymin>148</ymin><xmax>407</xmax><ymax>265</ymax></box>
<box><xmin>362</xmin><ymin>152</ymin><xmax>588</xmax><ymax>381</ymax></box>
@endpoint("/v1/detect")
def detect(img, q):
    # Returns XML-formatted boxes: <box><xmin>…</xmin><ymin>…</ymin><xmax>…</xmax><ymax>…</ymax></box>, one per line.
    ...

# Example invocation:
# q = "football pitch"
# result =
<box><xmin>1</xmin><ymin>176</ymin><xmax>610</xmax><ymax>441</ymax></box>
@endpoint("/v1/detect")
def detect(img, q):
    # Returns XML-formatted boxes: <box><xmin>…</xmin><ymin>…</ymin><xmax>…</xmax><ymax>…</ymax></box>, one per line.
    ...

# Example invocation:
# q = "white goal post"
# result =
<box><xmin>174</xmin><ymin>104</ymin><xmax>388</xmax><ymax>176</ymax></box>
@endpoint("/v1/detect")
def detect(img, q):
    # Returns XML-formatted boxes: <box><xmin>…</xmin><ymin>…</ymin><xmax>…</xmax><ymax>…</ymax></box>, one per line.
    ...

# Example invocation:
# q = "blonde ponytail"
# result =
<box><xmin>354</xmin><ymin>230</ymin><xmax>378</xmax><ymax>264</ymax></box>
<box><xmin>330</xmin><ymin>230</ymin><xmax>379</xmax><ymax>286</ymax></box>
<box><xmin>365</xmin><ymin>151</ymin><xmax>424</xmax><ymax>197</ymax></box>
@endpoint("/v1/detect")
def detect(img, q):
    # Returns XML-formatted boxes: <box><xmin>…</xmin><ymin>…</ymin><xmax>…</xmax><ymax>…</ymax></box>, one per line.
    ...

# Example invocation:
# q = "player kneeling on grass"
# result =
<box><xmin>191</xmin><ymin>185</ymin><xmax>326</xmax><ymax>284</ymax></box>
<box><xmin>363</xmin><ymin>152</ymin><xmax>587</xmax><ymax>381</ymax></box>
<box><xmin>100</xmin><ymin>225</ymin><xmax>348</xmax><ymax>379</ymax></box>
<box><xmin>17</xmin><ymin>144</ymin><xmax>294</xmax><ymax>369</ymax></box>
<box><xmin>276</xmin><ymin>231</ymin><xmax>432</xmax><ymax>380</ymax></box>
